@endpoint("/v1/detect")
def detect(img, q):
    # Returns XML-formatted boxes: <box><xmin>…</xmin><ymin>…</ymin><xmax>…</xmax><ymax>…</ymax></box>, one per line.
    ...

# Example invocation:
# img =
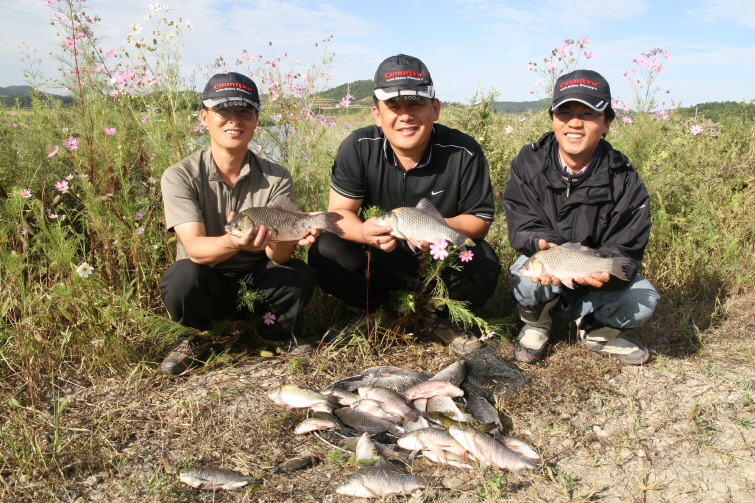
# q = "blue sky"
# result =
<box><xmin>3</xmin><ymin>0</ymin><xmax>755</xmax><ymax>107</ymax></box>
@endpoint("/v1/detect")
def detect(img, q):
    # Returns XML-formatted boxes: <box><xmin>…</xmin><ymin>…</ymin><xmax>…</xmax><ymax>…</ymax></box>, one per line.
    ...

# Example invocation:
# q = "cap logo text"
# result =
<box><xmin>384</xmin><ymin>71</ymin><xmax>423</xmax><ymax>79</ymax></box>
<box><xmin>559</xmin><ymin>78</ymin><xmax>599</xmax><ymax>89</ymax></box>
<box><xmin>213</xmin><ymin>82</ymin><xmax>255</xmax><ymax>93</ymax></box>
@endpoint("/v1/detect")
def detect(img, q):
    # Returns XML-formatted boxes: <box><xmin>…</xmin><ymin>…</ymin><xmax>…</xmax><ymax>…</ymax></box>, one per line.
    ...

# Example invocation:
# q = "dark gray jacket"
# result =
<box><xmin>503</xmin><ymin>132</ymin><xmax>651</xmax><ymax>291</ymax></box>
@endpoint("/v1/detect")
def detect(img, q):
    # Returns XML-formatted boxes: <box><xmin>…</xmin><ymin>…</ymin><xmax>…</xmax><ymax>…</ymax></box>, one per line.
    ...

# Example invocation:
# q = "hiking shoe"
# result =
<box><xmin>322</xmin><ymin>307</ymin><xmax>367</xmax><ymax>343</ymax></box>
<box><xmin>257</xmin><ymin>335</ymin><xmax>315</xmax><ymax>356</ymax></box>
<box><xmin>426</xmin><ymin>313</ymin><xmax>481</xmax><ymax>355</ymax></box>
<box><xmin>579</xmin><ymin>335</ymin><xmax>650</xmax><ymax>365</ymax></box>
<box><xmin>511</xmin><ymin>324</ymin><xmax>550</xmax><ymax>364</ymax></box>
<box><xmin>160</xmin><ymin>337</ymin><xmax>211</xmax><ymax>375</ymax></box>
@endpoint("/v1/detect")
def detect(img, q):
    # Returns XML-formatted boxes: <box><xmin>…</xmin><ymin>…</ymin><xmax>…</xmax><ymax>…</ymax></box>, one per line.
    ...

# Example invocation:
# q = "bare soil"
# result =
<box><xmin>3</xmin><ymin>295</ymin><xmax>754</xmax><ymax>503</ymax></box>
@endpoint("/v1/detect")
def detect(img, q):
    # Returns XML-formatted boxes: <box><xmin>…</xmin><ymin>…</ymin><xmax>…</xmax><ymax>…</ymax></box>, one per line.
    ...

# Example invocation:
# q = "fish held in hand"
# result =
<box><xmin>375</xmin><ymin>198</ymin><xmax>474</xmax><ymax>252</ymax></box>
<box><xmin>224</xmin><ymin>194</ymin><xmax>344</xmax><ymax>241</ymax></box>
<box><xmin>179</xmin><ymin>467</ymin><xmax>261</xmax><ymax>491</ymax></box>
<box><xmin>518</xmin><ymin>243</ymin><xmax>631</xmax><ymax>289</ymax></box>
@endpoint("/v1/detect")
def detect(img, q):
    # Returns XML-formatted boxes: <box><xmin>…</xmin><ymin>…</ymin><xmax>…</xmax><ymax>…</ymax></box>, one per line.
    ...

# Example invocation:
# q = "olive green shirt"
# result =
<box><xmin>161</xmin><ymin>147</ymin><xmax>294</xmax><ymax>272</ymax></box>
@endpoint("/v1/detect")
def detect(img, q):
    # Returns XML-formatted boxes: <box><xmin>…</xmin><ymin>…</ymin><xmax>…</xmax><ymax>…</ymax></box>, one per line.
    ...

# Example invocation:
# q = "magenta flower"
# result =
<box><xmin>19</xmin><ymin>189</ymin><xmax>32</xmax><ymax>199</ymax></box>
<box><xmin>429</xmin><ymin>239</ymin><xmax>449</xmax><ymax>261</ymax></box>
<box><xmin>140</xmin><ymin>115</ymin><xmax>149</xmax><ymax>123</ymax></box>
<box><xmin>710</xmin><ymin>128</ymin><xmax>718</xmax><ymax>137</ymax></box>
<box><xmin>47</xmin><ymin>146</ymin><xmax>59</xmax><ymax>157</ymax></box>
<box><xmin>103</xmin><ymin>128</ymin><xmax>117</xmax><ymax>135</ymax></box>
<box><xmin>54</xmin><ymin>180</ymin><xmax>69</xmax><ymax>194</ymax></box>
<box><xmin>263</xmin><ymin>312</ymin><xmax>276</xmax><ymax>325</ymax></box>
<box><xmin>622</xmin><ymin>116</ymin><xmax>634</xmax><ymax>125</ymax></box>
<box><xmin>584</xmin><ymin>51</ymin><xmax>594</xmax><ymax>60</ymax></box>
<box><xmin>65</xmin><ymin>173</ymin><xmax>74</xmax><ymax>181</ymax></box>
<box><xmin>134</xmin><ymin>211</ymin><xmax>145</xmax><ymax>221</ymax></box>
<box><xmin>63</xmin><ymin>136</ymin><xmax>78</xmax><ymax>150</ymax></box>
<box><xmin>460</xmin><ymin>249</ymin><xmax>474</xmax><ymax>262</ymax></box>
<box><xmin>505</xmin><ymin>125</ymin><xmax>514</xmax><ymax>134</ymax></box>
<box><xmin>21</xmin><ymin>227</ymin><xmax>29</xmax><ymax>235</ymax></box>
<box><xmin>690</xmin><ymin>125</ymin><xmax>704</xmax><ymax>135</ymax></box>
<box><xmin>479</xmin><ymin>329</ymin><xmax>496</xmax><ymax>342</ymax></box>
<box><xmin>106</xmin><ymin>48</ymin><xmax>117</xmax><ymax>58</ymax></box>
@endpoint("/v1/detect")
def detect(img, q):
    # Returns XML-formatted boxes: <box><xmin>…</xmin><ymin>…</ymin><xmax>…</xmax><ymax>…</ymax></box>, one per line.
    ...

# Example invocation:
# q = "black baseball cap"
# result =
<box><xmin>202</xmin><ymin>72</ymin><xmax>261</xmax><ymax>111</ymax></box>
<box><xmin>373</xmin><ymin>54</ymin><xmax>435</xmax><ymax>102</ymax></box>
<box><xmin>551</xmin><ymin>69</ymin><xmax>611</xmax><ymax>112</ymax></box>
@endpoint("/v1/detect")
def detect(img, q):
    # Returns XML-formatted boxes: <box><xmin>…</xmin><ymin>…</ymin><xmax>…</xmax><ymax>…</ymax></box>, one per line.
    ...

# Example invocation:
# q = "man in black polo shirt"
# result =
<box><xmin>308</xmin><ymin>54</ymin><xmax>501</xmax><ymax>354</ymax></box>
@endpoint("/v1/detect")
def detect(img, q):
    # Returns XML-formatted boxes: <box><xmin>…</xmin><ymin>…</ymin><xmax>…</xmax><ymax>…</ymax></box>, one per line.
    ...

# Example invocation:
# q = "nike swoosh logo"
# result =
<box><xmin>431</xmin><ymin>190</ymin><xmax>444</xmax><ymax>195</ymax></box>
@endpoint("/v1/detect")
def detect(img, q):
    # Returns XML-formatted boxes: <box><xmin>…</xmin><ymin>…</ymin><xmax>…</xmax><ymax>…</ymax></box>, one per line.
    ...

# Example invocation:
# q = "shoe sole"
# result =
<box><xmin>511</xmin><ymin>346</ymin><xmax>542</xmax><ymax>364</ymax></box>
<box><xmin>579</xmin><ymin>336</ymin><xmax>650</xmax><ymax>365</ymax></box>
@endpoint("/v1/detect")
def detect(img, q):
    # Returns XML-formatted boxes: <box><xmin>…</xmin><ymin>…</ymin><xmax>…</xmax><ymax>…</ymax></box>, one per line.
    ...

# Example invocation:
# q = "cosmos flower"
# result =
<box><xmin>55</xmin><ymin>180</ymin><xmax>69</xmax><ymax>193</ymax></box>
<box><xmin>19</xmin><ymin>189</ymin><xmax>32</xmax><ymax>199</ymax></box>
<box><xmin>76</xmin><ymin>262</ymin><xmax>94</xmax><ymax>278</ymax></box>
<box><xmin>690</xmin><ymin>125</ymin><xmax>704</xmax><ymax>135</ymax></box>
<box><xmin>460</xmin><ymin>249</ymin><xmax>474</xmax><ymax>262</ymax></box>
<box><xmin>429</xmin><ymin>239</ymin><xmax>449</xmax><ymax>261</ymax></box>
<box><xmin>103</xmin><ymin>128</ymin><xmax>117</xmax><ymax>135</ymax></box>
<box><xmin>263</xmin><ymin>312</ymin><xmax>276</xmax><ymax>325</ymax></box>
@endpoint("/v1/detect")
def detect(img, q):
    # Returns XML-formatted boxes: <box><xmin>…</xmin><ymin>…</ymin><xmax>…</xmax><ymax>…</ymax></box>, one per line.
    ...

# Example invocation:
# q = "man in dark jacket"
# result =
<box><xmin>308</xmin><ymin>54</ymin><xmax>501</xmax><ymax>354</ymax></box>
<box><xmin>503</xmin><ymin>69</ymin><xmax>660</xmax><ymax>365</ymax></box>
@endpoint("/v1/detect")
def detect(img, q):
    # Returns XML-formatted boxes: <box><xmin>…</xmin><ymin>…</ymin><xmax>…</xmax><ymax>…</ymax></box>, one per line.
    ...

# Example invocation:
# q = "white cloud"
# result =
<box><xmin>688</xmin><ymin>0</ymin><xmax>755</xmax><ymax>28</ymax></box>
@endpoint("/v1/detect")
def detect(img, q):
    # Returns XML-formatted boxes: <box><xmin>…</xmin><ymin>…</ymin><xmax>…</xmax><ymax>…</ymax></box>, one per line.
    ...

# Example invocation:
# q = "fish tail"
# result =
<box><xmin>609</xmin><ymin>256</ymin><xmax>632</xmax><ymax>281</ymax></box>
<box><xmin>319</xmin><ymin>212</ymin><xmax>345</xmax><ymax>236</ymax></box>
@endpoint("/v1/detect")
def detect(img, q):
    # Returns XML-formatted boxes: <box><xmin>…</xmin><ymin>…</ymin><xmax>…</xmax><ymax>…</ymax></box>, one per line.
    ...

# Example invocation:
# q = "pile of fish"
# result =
<box><xmin>267</xmin><ymin>361</ymin><xmax>542</xmax><ymax>499</ymax></box>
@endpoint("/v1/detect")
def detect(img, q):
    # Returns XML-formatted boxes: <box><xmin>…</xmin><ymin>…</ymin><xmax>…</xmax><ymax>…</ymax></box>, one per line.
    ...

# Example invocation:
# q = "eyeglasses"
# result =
<box><xmin>210</xmin><ymin>107</ymin><xmax>257</xmax><ymax>121</ymax></box>
<box><xmin>553</xmin><ymin>110</ymin><xmax>605</xmax><ymax>122</ymax></box>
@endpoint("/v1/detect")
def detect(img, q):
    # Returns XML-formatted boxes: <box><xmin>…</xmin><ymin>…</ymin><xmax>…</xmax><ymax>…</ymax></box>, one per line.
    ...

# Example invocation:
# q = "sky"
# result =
<box><xmin>2</xmin><ymin>0</ymin><xmax>755</xmax><ymax>108</ymax></box>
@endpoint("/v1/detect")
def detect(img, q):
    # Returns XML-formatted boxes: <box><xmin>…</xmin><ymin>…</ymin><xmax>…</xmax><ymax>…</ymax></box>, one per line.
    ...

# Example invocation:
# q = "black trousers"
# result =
<box><xmin>308</xmin><ymin>233</ymin><xmax>501</xmax><ymax>312</ymax></box>
<box><xmin>160</xmin><ymin>258</ymin><xmax>317</xmax><ymax>340</ymax></box>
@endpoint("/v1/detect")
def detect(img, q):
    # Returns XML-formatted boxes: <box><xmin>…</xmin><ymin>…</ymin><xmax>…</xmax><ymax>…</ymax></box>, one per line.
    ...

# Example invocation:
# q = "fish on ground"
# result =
<box><xmin>429</xmin><ymin>360</ymin><xmax>467</xmax><ymax>385</ymax></box>
<box><xmin>355</xmin><ymin>433</ymin><xmax>379</xmax><ymax>461</ymax></box>
<box><xmin>465</xmin><ymin>395</ymin><xmax>504</xmax><ymax>433</ymax></box>
<box><xmin>335</xmin><ymin>467</ymin><xmax>433</xmax><ymax>498</ymax></box>
<box><xmin>224</xmin><ymin>194</ymin><xmax>344</xmax><ymax>241</ymax></box>
<box><xmin>517</xmin><ymin>243</ymin><xmax>631</xmax><ymax>289</ymax></box>
<box><xmin>334</xmin><ymin>407</ymin><xmax>405</xmax><ymax>437</ymax></box>
<box><xmin>267</xmin><ymin>384</ymin><xmax>334</xmax><ymax>412</ymax></box>
<box><xmin>403</xmin><ymin>380</ymin><xmax>464</xmax><ymax>401</ymax></box>
<box><xmin>294</xmin><ymin>417</ymin><xmax>339</xmax><ymax>435</ymax></box>
<box><xmin>397</xmin><ymin>427</ymin><xmax>468</xmax><ymax>463</ymax></box>
<box><xmin>179</xmin><ymin>467</ymin><xmax>261</xmax><ymax>491</ymax></box>
<box><xmin>358</xmin><ymin>386</ymin><xmax>419</xmax><ymax>422</ymax></box>
<box><xmin>375</xmin><ymin>198</ymin><xmax>475</xmax><ymax>251</ymax></box>
<box><xmin>448</xmin><ymin>425</ymin><xmax>541</xmax><ymax>472</ymax></box>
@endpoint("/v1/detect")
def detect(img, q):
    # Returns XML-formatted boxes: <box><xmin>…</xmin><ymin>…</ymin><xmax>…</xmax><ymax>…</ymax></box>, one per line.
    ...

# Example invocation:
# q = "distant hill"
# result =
<box><xmin>491</xmin><ymin>100</ymin><xmax>548</xmax><ymax>114</ymax></box>
<box><xmin>676</xmin><ymin>101</ymin><xmax>755</xmax><ymax>122</ymax></box>
<box><xmin>318</xmin><ymin>80</ymin><xmax>373</xmax><ymax>101</ymax></box>
<box><xmin>1</xmin><ymin>85</ymin><xmax>74</xmax><ymax>107</ymax></box>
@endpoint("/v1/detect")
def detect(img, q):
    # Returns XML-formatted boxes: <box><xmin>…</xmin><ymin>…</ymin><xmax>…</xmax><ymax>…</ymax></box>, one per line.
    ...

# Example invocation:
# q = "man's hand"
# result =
<box><xmin>361</xmin><ymin>217</ymin><xmax>397</xmax><ymax>252</ymax></box>
<box><xmin>225</xmin><ymin>211</ymin><xmax>274</xmax><ymax>252</ymax></box>
<box><xmin>530</xmin><ymin>239</ymin><xmax>610</xmax><ymax>288</ymax></box>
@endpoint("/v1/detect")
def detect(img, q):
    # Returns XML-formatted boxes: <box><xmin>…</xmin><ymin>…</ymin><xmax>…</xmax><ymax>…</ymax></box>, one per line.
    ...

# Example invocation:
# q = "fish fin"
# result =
<box><xmin>415</xmin><ymin>198</ymin><xmax>447</xmax><ymax>225</ymax></box>
<box><xmin>609</xmin><ymin>256</ymin><xmax>632</xmax><ymax>281</ymax></box>
<box><xmin>560</xmin><ymin>278</ymin><xmax>576</xmax><ymax>289</ymax></box>
<box><xmin>321</xmin><ymin>212</ymin><xmax>345</xmax><ymax>236</ymax></box>
<box><xmin>406</xmin><ymin>238</ymin><xmax>423</xmax><ymax>252</ymax></box>
<box><xmin>267</xmin><ymin>194</ymin><xmax>304</xmax><ymax>214</ymax></box>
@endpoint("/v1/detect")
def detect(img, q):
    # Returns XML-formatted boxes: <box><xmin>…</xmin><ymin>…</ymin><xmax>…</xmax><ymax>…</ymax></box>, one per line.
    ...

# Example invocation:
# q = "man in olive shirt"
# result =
<box><xmin>159</xmin><ymin>72</ymin><xmax>318</xmax><ymax>374</ymax></box>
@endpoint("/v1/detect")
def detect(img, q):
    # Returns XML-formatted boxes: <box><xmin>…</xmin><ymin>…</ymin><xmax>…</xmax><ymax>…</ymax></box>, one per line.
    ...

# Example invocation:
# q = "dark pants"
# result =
<box><xmin>160</xmin><ymin>258</ymin><xmax>317</xmax><ymax>340</ymax></box>
<box><xmin>308</xmin><ymin>233</ymin><xmax>501</xmax><ymax>312</ymax></box>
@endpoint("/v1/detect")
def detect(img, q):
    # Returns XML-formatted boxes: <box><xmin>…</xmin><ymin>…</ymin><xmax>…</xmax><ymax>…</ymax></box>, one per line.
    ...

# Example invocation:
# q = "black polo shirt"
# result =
<box><xmin>330</xmin><ymin>124</ymin><xmax>495</xmax><ymax>221</ymax></box>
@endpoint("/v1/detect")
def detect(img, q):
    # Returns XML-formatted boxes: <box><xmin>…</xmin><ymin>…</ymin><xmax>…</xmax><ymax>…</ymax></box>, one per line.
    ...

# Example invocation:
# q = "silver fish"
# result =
<box><xmin>334</xmin><ymin>407</ymin><xmax>405</xmax><ymax>437</ymax></box>
<box><xmin>267</xmin><ymin>384</ymin><xmax>334</xmax><ymax>412</ymax></box>
<box><xmin>397</xmin><ymin>427</ymin><xmax>468</xmax><ymax>462</ymax></box>
<box><xmin>355</xmin><ymin>432</ymin><xmax>379</xmax><ymax>461</ymax></box>
<box><xmin>342</xmin><ymin>374</ymin><xmax>422</xmax><ymax>393</ymax></box>
<box><xmin>466</xmin><ymin>396</ymin><xmax>503</xmax><ymax>433</ymax></box>
<box><xmin>335</xmin><ymin>467</ymin><xmax>433</xmax><ymax>498</ymax></box>
<box><xmin>224</xmin><ymin>194</ymin><xmax>344</xmax><ymax>241</ymax></box>
<box><xmin>294</xmin><ymin>417</ymin><xmax>339</xmax><ymax>434</ymax></box>
<box><xmin>179</xmin><ymin>467</ymin><xmax>261</xmax><ymax>491</ymax></box>
<box><xmin>375</xmin><ymin>198</ymin><xmax>474</xmax><ymax>252</ymax></box>
<box><xmin>429</xmin><ymin>360</ymin><xmax>467</xmax><ymax>386</ymax></box>
<box><xmin>358</xmin><ymin>386</ymin><xmax>419</xmax><ymax>422</ymax></box>
<box><xmin>448</xmin><ymin>425</ymin><xmax>540</xmax><ymax>472</ymax></box>
<box><xmin>518</xmin><ymin>243</ymin><xmax>631</xmax><ymax>289</ymax></box>
<box><xmin>404</xmin><ymin>380</ymin><xmax>464</xmax><ymax>401</ymax></box>
<box><xmin>427</xmin><ymin>395</ymin><xmax>473</xmax><ymax>422</ymax></box>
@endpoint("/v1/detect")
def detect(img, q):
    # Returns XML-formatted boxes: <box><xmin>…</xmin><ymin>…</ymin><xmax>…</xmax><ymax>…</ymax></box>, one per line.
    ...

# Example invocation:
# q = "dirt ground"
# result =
<box><xmin>5</xmin><ymin>294</ymin><xmax>754</xmax><ymax>503</ymax></box>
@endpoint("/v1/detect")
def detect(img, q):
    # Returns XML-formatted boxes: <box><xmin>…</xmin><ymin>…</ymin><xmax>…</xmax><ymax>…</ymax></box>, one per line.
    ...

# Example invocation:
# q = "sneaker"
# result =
<box><xmin>322</xmin><ymin>306</ymin><xmax>367</xmax><ymax>343</ymax></box>
<box><xmin>160</xmin><ymin>337</ymin><xmax>211</xmax><ymax>375</ymax></box>
<box><xmin>426</xmin><ymin>313</ymin><xmax>481</xmax><ymax>355</ymax></box>
<box><xmin>579</xmin><ymin>335</ymin><xmax>650</xmax><ymax>365</ymax></box>
<box><xmin>511</xmin><ymin>324</ymin><xmax>550</xmax><ymax>364</ymax></box>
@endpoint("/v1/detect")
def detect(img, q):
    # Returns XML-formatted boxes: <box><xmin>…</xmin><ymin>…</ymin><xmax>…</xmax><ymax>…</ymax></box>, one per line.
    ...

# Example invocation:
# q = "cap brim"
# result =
<box><xmin>202</xmin><ymin>97</ymin><xmax>260</xmax><ymax>111</ymax></box>
<box><xmin>374</xmin><ymin>85</ymin><xmax>435</xmax><ymax>101</ymax></box>
<box><xmin>551</xmin><ymin>96</ymin><xmax>608</xmax><ymax>112</ymax></box>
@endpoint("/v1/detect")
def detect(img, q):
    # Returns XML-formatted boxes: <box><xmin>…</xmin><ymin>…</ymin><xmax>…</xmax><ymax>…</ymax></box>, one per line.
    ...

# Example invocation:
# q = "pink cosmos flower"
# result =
<box><xmin>623</xmin><ymin>116</ymin><xmax>634</xmax><ymax>125</ymax></box>
<box><xmin>479</xmin><ymin>329</ymin><xmax>496</xmax><ymax>342</ymax></box>
<box><xmin>690</xmin><ymin>125</ymin><xmax>704</xmax><ymax>135</ymax></box>
<box><xmin>63</xmin><ymin>136</ymin><xmax>78</xmax><ymax>150</ymax></box>
<box><xmin>505</xmin><ymin>125</ymin><xmax>514</xmax><ymax>134</ymax></box>
<box><xmin>65</xmin><ymin>174</ymin><xmax>74</xmax><ymax>181</ymax></box>
<box><xmin>584</xmin><ymin>51</ymin><xmax>594</xmax><ymax>60</ymax></box>
<box><xmin>263</xmin><ymin>312</ymin><xmax>276</xmax><ymax>325</ymax></box>
<box><xmin>106</xmin><ymin>48</ymin><xmax>117</xmax><ymax>58</ymax></box>
<box><xmin>47</xmin><ymin>146</ymin><xmax>59</xmax><ymax>157</ymax></box>
<box><xmin>54</xmin><ymin>180</ymin><xmax>69</xmax><ymax>194</ymax></box>
<box><xmin>103</xmin><ymin>128</ymin><xmax>117</xmax><ymax>135</ymax></box>
<box><xmin>135</xmin><ymin>227</ymin><xmax>145</xmax><ymax>235</ymax></box>
<box><xmin>134</xmin><ymin>211</ymin><xmax>145</xmax><ymax>221</ymax></box>
<box><xmin>460</xmin><ymin>249</ymin><xmax>474</xmax><ymax>262</ymax></box>
<box><xmin>140</xmin><ymin>116</ymin><xmax>148</xmax><ymax>123</ymax></box>
<box><xmin>21</xmin><ymin>227</ymin><xmax>29</xmax><ymax>236</ymax></box>
<box><xmin>429</xmin><ymin>240</ymin><xmax>449</xmax><ymax>261</ymax></box>
<box><xmin>19</xmin><ymin>189</ymin><xmax>32</xmax><ymax>199</ymax></box>
<box><xmin>710</xmin><ymin>128</ymin><xmax>717</xmax><ymax>137</ymax></box>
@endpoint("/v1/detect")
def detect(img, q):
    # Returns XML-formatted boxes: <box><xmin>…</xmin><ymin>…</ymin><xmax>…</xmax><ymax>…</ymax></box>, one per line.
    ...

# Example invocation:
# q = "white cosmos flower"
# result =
<box><xmin>76</xmin><ymin>262</ymin><xmax>95</xmax><ymax>278</ymax></box>
<box><xmin>129</xmin><ymin>22</ymin><xmax>142</xmax><ymax>34</ymax></box>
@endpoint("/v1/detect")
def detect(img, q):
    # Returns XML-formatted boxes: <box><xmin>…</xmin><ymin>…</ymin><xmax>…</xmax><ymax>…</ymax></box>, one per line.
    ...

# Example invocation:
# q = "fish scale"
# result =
<box><xmin>518</xmin><ymin>243</ymin><xmax>631</xmax><ymax>289</ymax></box>
<box><xmin>375</xmin><ymin>198</ymin><xmax>474</xmax><ymax>251</ymax></box>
